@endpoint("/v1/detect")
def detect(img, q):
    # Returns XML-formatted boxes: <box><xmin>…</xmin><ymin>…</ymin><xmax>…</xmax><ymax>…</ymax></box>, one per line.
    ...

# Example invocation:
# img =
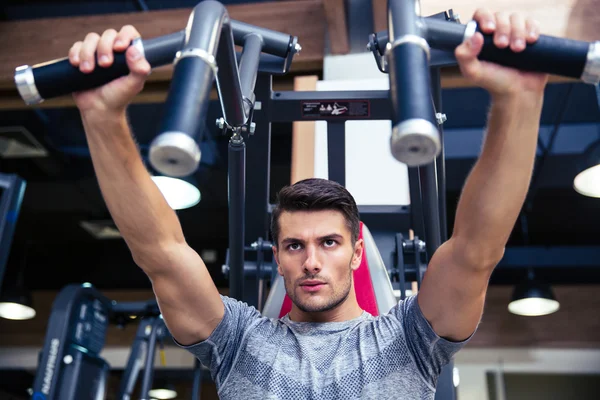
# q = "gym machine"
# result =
<box><xmin>0</xmin><ymin>173</ymin><xmax>26</xmax><ymax>293</ymax></box>
<box><xmin>15</xmin><ymin>1</ymin><xmax>600</xmax><ymax>399</ymax></box>
<box><xmin>30</xmin><ymin>283</ymin><xmax>204</xmax><ymax>400</ymax></box>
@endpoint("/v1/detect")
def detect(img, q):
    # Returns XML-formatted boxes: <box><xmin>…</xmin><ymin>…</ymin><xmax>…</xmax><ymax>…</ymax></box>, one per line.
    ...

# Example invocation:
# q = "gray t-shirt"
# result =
<box><xmin>176</xmin><ymin>294</ymin><xmax>470</xmax><ymax>399</ymax></box>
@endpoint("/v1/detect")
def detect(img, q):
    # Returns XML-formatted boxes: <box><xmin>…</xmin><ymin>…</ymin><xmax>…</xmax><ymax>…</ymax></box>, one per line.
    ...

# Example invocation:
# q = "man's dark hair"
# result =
<box><xmin>270</xmin><ymin>178</ymin><xmax>360</xmax><ymax>246</ymax></box>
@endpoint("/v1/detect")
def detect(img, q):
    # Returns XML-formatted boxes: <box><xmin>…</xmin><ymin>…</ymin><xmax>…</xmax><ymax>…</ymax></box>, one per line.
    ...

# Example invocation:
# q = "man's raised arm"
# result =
<box><xmin>417</xmin><ymin>9</ymin><xmax>549</xmax><ymax>341</ymax></box>
<box><xmin>70</xmin><ymin>25</ymin><xmax>224</xmax><ymax>345</ymax></box>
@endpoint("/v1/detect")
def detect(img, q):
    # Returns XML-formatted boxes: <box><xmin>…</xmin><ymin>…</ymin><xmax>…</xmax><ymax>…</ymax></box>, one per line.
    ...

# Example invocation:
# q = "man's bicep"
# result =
<box><xmin>149</xmin><ymin>244</ymin><xmax>225</xmax><ymax>346</ymax></box>
<box><xmin>417</xmin><ymin>238</ymin><xmax>495</xmax><ymax>342</ymax></box>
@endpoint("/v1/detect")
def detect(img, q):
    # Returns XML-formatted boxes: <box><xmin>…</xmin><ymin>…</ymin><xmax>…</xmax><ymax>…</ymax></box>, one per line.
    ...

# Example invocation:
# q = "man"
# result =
<box><xmin>69</xmin><ymin>8</ymin><xmax>547</xmax><ymax>399</ymax></box>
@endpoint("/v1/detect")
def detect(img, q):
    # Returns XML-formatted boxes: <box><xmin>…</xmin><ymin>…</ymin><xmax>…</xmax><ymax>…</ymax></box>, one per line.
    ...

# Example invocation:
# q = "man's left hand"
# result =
<box><xmin>455</xmin><ymin>9</ymin><xmax>549</xmax><ymax>98</ymax></box>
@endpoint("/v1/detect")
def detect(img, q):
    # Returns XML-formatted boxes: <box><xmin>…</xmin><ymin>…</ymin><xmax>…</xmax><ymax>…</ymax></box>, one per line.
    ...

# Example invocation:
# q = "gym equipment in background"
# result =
<box><xmin>31</xmin><ymin>283</ymin><xmax>204</xmax><ymax>400</ymax></box>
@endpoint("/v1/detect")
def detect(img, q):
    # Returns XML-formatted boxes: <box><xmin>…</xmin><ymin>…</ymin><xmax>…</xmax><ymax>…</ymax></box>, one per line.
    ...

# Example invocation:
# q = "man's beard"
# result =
<box><xmin>285</xmin><ymin>259</ymin><xmax>354</xmax><ymax>314</ymax></box>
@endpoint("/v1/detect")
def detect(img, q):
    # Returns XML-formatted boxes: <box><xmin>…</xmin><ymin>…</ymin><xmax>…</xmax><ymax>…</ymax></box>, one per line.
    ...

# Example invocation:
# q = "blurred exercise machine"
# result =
<box><xmin>31</xmin><ymin>283</ymin><xmax>203</xmax><ymax>400</ymax></box>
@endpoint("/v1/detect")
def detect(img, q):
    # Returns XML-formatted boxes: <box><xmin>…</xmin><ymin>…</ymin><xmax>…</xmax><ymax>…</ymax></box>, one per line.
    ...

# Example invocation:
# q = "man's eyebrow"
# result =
<box><xmin>280</xmin><ymin>237</ymin><xmax>303</xmax><ymax>245</ymax></box>
<box><xmin>280</xmin><ymin>233</ymin><xmax>343</xmax><ymax>245</ymax></box>
<box><xmin>317</xmin><ymin>233</ymin><xmax>343</xmax><ymax>241</ymax></box>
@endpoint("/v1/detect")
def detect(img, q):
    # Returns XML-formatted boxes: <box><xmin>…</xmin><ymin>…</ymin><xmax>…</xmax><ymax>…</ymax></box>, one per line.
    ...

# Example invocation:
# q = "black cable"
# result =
<box><xmin>525</xmin><ymin>83</ymin><xmax>574</xmax><ymax>213</ymax></box>
<box><xmin>135</xmin><ymin>0</ymin><xmax>149</xmax><ymax>12</ymax></box>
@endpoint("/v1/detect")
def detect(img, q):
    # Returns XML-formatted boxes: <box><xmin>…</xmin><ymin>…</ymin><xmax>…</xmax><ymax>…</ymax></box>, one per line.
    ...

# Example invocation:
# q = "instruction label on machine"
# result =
<box><xmin>302</xmin><ymin>100</ymin><xmax>370</xmax><ymax>118</ymax></box>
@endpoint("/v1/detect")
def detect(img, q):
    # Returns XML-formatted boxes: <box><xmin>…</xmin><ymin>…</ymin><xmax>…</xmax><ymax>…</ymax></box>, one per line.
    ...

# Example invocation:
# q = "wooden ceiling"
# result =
<box><xmin>1</xmin><ymin>0</ymin><xmax>598</xmax><ymax>109</ymax></box>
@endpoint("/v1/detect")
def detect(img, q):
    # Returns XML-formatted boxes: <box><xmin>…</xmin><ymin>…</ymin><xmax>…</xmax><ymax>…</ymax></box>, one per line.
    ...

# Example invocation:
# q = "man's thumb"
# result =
<box><xmin>455</xmin><ymin>32</ymin><xmax>484</xmax><ymax>83</ymax></box>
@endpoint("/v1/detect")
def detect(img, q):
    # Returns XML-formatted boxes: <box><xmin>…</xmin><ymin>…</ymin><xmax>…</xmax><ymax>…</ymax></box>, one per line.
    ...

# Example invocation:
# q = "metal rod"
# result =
<box><xmin>0</xmin><ymin>174</ymin><xmax>26</xmax><ymax>293</ymax></box>
<box><xmin>191</xmin><ymin>358</ymin><xmax>202</xmax><ymax>400</ymax></box>
<box><xmin>139</xmin><ymin>318</ymin><xmax>161</xmax><ymax>400</ymax></box>
<box><xmin>245</xmin><ymin>74</ymin><xmax>272</xmax><ymax>244</ymax></box>
<box><xmin>239</xmin><ymin>33</ymin><xmax>264</xmax><ymax>110</ymax></box>
<box><xmin>150</xmin><ymin>0</ymin><xmax>227</xmax><ymax>177</ymax></box>
<box><xmin>118</xmin><ymin>322</ymin><xmax>151</xmax><ymax>400</ymax></box>
<box><xmin>231</xmin><ymin>20</ymin><xmax>293</xmax><ymax>58</ymax></box>
<box><xmin>228</xmin><ymin>138</ymin><xmax>246</xmax><ymax>301</ymax></box>
<box><xmin>216</xmin><ymin>14</ymin><xmax>247</xmax><ymax>127</ymax></box>
<box><xmin>407</xmin><ymin>167</ymin><xmax>425</xmax><ymax>239</ymax></box>
<box><xmin>327</xmin><ymin>121</ymin><xmax>346</xmax><ymax>186</ymax></box>
<box><xmin>431</xmin><ymin>68</ymin><xmax>448</xmax><ymax>242</ymax></box>
<box><xmin>387</xmin><ymin>0</ymin><xmax>439</xmax><ymax>166</ymax></box>
<box><xmin>419</xmin><ymin>159</ymin><xmax>442</xmax><ymax>257</ymax></box>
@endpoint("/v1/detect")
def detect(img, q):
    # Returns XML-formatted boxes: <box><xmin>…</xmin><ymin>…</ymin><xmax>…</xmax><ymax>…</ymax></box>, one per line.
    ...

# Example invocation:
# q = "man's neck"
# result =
<box><xmin>288</xmin><ymin>297</ymin><xmax>363</xmax><ymax>323</ymax></box>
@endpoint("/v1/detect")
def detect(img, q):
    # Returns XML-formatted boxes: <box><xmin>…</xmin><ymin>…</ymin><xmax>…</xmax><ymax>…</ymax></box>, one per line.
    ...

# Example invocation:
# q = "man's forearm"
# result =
<box><xmin>81</xmin><ymin>111</ymin><xmax>185</xmax><ymax>259</ymax></box>
<box><xmin>452</xmin><ymin>93</ymin><xmax>544</xmax><ymax>262</ymax></box>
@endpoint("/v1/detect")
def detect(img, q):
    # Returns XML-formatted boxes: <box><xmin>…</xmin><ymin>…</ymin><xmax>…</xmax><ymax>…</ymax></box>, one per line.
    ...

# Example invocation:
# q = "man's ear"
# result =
<box><xmin>272</xmin><ymin>245</ymin><xmax>283</xmax><ymax>276</ymax></box>
<box><xmin>351</xmin><ymin>239</ymin><xmax>364</xmax><ymax>271</ymax></box>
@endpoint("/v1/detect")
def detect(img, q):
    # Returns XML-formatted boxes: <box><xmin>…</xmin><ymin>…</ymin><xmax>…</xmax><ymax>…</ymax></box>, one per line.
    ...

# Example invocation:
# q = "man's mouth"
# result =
<box><xmin>300</xmin><ymin>280</ymin><xmax>326</xmax><ymax>292</ymax></box>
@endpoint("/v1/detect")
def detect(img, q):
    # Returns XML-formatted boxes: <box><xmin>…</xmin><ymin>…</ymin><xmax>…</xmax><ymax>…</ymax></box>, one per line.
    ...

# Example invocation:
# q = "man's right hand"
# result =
<box><xmin>69</xmin><ymin>25</ymin><xmax>151</xmax><ymax>114</ymax></box>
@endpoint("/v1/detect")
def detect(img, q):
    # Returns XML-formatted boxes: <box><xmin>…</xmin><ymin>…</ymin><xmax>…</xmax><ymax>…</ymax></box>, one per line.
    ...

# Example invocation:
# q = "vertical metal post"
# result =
<box><xmin>387</xmin><ymin>0</ymin><xmax>440</xmax><ymax>166</ymax></box>
<box><xmin>407</xmin><ymin>167</ymin><xmax>425</xmax><ymax>239</ymax></box>
<box><xmin>118</xmin><ymin>322</ymin><xmax>150</xmax><ymax>400</ymax></box>
<box><xmin>418</xmin><ymin>159</ymin><xmax>442</xmax><ymax>255</ymax></box>
<box><xmin>431</xmin><ymin>68</ymin><xmax>448</xmax><ymax>242</ymax></box>
<box><xmin>228</xmin><ymin>135</ymin><xmax>246</xmax><ymax>301</ymax></box>
<box><xmin>245</xmin><ymin>74</ymin><xmax>272</xmax><ymax>243</ymax></box>
<box><xmin>0</xmin><ymin>174</ymin><xmax>26</xmax><ymax>293</ymax></box>
<box><xmin>191</xmin><ymin>358</ymin><xmax>203</xmax><ymax>400</ymax></box>
<box><xmin>215</xmin><ymin>13</ymin><xmax>247</xmax><ymax>127</ymax></box>
<box><xmin>139</xmin><ymin>318</ymin><xmax>162</xmax><ymax>400</ymax></box>
<box><xmin>238</xmin><ymin>33</ymin><xmax>263</xmax><ymax>107</ymax></box>
<box><xmin>327</xmin><ymin>121</ymin><xmax>346</xmax><ymax>186</ymax></box>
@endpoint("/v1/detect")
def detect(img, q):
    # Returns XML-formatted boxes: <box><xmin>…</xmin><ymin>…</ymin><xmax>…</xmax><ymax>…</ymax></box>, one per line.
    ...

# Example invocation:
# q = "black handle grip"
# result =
<box><xmin>15</xmin><ymin>32</ymin><xmax>186</xmax><ymax>105</ymax></box>
<box><xmin>423</xmin><ymin>18</ymin><xmax>593</xmax><ymax>80</ymax></box>
<box><xmin>477</xmin><ymin>30</ymin><xmax>589</xmax><ymax>79</ymax></box>
<box><xmin>34</xmin><ymin>52</ymin><xmax>131</xmax><ymax>100</ymax></box>
<box><xmin>375</xmin><ymin>19</ymin><xmax>598</xmax><ymax>83</ymax></box>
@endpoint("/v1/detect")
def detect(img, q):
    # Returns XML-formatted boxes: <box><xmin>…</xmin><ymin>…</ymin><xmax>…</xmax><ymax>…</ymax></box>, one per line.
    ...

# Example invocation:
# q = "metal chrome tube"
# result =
<box><xmin>228</xmin><ymin>137</ymin><xmax>246</xmax><ymax>301</ymax></box>
<box><xmin>231</xmin><ymin>20</ymin><xmax>292</xmax><ymax>57</ymax></box>
<box><xmin>215</xmin><ymin>16</ymin><xmax>247</xmax><ymax>127</ymax></box>
<box><xmin>239</xmin><ymin>33</ymin><xmax>264</xmax><ymax>111</ymax></box>
<box><xmin>387</xmin><ymin>0</ymin><xmax>440</xmax><ymax>166</ymax></box>
<box><xmin>149</xmin><ymin>0</ymin><xmax>226</xmax><ymax>177</ymax></box>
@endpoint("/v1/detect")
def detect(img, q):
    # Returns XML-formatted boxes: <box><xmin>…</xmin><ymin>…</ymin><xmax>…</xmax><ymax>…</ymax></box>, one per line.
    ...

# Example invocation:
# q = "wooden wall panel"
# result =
<box><xmin>323</xmin><ymin>0</ymin><xmax>350</xmax><ymax>54</ymax></box>
<box><xmin>290</xmin><ymin>75</ymin><xmax>318</xmax><ymax>184</ymax></box>
<box><xmin>467</xmin><ymin>285</ymin><xmax>600</xmax><ymax>348</ymax></box>
<box><xmin>0</xmin><ymin>285</ymin><xmax>598</xmax><ymax>348</ymax></box>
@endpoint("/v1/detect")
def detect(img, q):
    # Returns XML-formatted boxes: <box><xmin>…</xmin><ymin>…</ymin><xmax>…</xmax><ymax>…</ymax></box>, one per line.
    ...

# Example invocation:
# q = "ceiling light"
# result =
<box><xmin>0</xmin><ymin>289</ymin><xmax>36</xmax><ymax>320</ymax></box>
<box><xmin>148</xmin><ymin>384</ymin><xmax>177</xmax><ymax>400</ymax></box>
<box><xmin>573</xmin><ymin>139</ymin><xmax>600</xmax><ymax>198</ymax></box>
<box><xmin>151</xmin><ymin>175</ymin><xmax>201</xmax><ymax>210</ymax></box>
<box><xmin>508</xmin><ymin>273</ymin><xmax>560</xmax><ymax>317</ymax></box>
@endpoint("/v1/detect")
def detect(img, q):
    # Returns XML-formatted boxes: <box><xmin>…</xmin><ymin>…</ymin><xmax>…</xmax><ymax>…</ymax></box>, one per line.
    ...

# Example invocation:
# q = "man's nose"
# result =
<box><xmin>303</xmin><ymin>246</ymin><xmax>321</xmax><ymax>274</ymax></box>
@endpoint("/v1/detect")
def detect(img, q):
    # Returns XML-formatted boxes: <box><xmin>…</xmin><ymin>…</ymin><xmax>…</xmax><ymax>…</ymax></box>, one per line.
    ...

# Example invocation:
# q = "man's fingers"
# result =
<box><xmin>472</xmin><ymin>8</ymin><xmax>496</xmax><ymax>34</ymax></box>
<box><xmin>509</xmin><ymin>13</ymin><xmax>526</xmax><ymax>52</ymax></box>
<box><xmin>97</xmin><ymin>29</ymin><xmax>118</xmax><ymax>67</ymax></box>
<box><xmin>493</xmin><ymin>12</ymin><xmax>511</xmax><ymax>49</ymax></box>
<box><xmin>69</xmin><ymin>41</ymin><xmax>83</xmax><ymax>66</ymax></box>
<box><xmin>79</xmin><ymin>32</ymin><xmax>101</xmax><ymax>73</ymax></box>
<box><xmin>525</xmin><ymin>18</ymin><xmax>540</xmax><ymax>44</ymax></box>
<box><xmin>126</xmin><ymin>45</ymin><xmax>151</xmax><ymax>76</ymax></box>
<box><xmin>115</xmin><ymin>25</ymin><xmax>141</xmax><ymax>51</ymax></box>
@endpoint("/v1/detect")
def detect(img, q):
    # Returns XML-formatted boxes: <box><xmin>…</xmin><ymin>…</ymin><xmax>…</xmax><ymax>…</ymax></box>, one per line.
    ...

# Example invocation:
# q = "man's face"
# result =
<box><xmin>273</xmin><ymin>210</ymin><xmax>363</xmax><ymax>314</ymax></box>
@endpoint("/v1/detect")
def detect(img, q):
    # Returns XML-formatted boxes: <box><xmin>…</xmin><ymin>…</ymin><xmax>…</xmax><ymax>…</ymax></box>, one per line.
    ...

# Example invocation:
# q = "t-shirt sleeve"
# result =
<box><xmin>173</xmin><ymin>295</ymin><xmax>262</xmax><ymax>387</ymax></box>
<box><xmin>390</xmin><ymin>294</ymin><xmax>474</xmax><ymax>389</ymax></box>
